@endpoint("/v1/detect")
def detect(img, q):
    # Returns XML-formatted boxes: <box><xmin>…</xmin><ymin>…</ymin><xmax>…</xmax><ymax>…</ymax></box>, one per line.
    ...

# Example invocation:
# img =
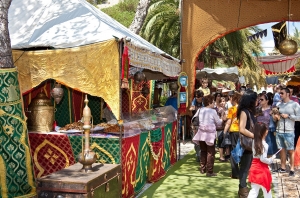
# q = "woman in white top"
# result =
<box><xmin>248</xmin><ymin>122</ymin><xmax>276</xmax><ymax>198</ymax></box>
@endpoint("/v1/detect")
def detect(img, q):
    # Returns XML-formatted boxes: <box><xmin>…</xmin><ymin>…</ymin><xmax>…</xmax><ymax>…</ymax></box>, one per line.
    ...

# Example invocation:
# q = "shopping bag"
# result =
<box><xmin>231</xmin><ymin>140</ymin><xmax>244</xmax><ymax>163</ymax></box>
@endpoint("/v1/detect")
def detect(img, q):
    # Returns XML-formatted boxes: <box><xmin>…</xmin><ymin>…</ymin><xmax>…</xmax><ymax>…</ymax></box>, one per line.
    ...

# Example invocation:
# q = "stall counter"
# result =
<box><xmin>28</xmin><ymin>121</ymin><xmax>177</xmax><ymax>198</ymax></box>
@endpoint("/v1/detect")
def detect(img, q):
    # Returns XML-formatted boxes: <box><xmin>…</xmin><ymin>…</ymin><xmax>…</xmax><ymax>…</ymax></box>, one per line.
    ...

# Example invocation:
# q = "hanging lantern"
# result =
<box><xmin>141</xmin><ymin>84</ymin><xmax>150</xmax><ymax>97</ymax></box>
<box><xmin>278</xmin><ymin>39</ymin><xmax>298</xmax><ymax>56</ymax></box>
<box><xmin>50</xmin><ymin>82</ymin><xmax>64</xmax><ymax>104</ymax></box>
<box><xmin>133</xmin><ymin>71</ymin><xmax>146</xmax><ymax>84</ymax></box>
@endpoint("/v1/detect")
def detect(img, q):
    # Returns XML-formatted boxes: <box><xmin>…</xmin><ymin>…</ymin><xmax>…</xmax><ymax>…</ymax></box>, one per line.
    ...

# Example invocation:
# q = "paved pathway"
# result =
<box><xmin>272</xmin><ymin>159</ymin><xmax>300</xmax><ymax>197</ymax></box>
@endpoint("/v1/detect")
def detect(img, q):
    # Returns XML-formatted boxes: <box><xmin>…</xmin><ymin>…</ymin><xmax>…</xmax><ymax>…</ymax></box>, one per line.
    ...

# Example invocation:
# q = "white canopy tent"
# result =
<box><xmin>196</xmin><ymin>66</ymin><xmax>239</xmax><ymax>82</ymax></box>
<box><xmin>8</xmin><ymin>0</ymin><xmax>181</xmax><ymax>119</ymax></box>
<box><xmin>9</xmin><ymin>0</ymin><xmax>175</xmax><ymax>57</ymax></box>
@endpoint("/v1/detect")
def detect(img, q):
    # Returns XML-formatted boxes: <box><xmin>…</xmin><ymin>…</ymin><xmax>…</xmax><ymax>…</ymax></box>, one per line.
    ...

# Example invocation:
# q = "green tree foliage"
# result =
<box><xmin>101</xmin><ymin>0</ymin><xmax>139</xmax><ymax>27</ymax></box>
<box><xmin>199</xmin><ymin>27</ymin><xmax>264</xmax><ymax>71</ymax></box>
<box><xmin>140</xmin><ymin>0</ymin><xmax>180</xmax><ymax>58</ymax></box>
<box><xmin>292</xmin><ymin>27</ymin><xmax>300</xmax><ymax>71</ymax></box>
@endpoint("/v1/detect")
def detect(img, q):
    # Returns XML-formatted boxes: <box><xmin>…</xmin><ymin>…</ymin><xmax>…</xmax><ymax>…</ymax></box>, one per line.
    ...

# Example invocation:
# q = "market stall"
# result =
<box><xmin>196</xmin><ymin>66</ymin><xmax>239</xmax><ymax>82</ymax></box>
<box><xmin>6</xmin><ymin>0</ymin><xmax>181</xmax><ymax>197</ymax></box>
<box><xmin>24</xmin><ymin>81</ymin><xmax>178</xmax><ymax>197</ymax></box>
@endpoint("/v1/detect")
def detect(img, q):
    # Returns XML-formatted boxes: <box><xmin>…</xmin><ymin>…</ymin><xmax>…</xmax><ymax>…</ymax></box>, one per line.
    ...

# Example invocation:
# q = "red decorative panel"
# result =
<box><xmin>170</xmin><ymin>121</ymin><xmax>178</xmax><ymax>165</ymax></box>
<box><xmin>148</xmin><ymin>128</ymin><xmax>166</xmax><ymax>182</ymax></box>
<box><xmin>122</xmin><ymin>134</ymin><xmax>140</xmax><ymax>198</ymax></box>
<box><xmin>131</xmin><ymin>81</ymin><xmax>151</xmax><ymax>114</ymax></box>
<box><xmin>122</xmin><ymin>89</ymin><xmax>130</xmax><ymax>113</ymax></box>
<box><xmin>72</xmin><ymin>90</ymin><xmax>84</xmax><ymax>122</ymax></box>
<box><xmin>28</xmin><ymin>132</ymin><xmax>75</xmax><ymax>178</ymax></box>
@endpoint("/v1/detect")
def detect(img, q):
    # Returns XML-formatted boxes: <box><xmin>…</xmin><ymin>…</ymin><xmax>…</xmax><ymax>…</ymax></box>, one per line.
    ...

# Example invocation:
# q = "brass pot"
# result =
<box><xmin>27</xmin><ymin>91</ymin><xmax>54</xmax><ymax>132</ymax></box>
<box><xmin>278</xmin><ymin>39</ymin><xmax>298</xmax><ymax>56</ymax></box>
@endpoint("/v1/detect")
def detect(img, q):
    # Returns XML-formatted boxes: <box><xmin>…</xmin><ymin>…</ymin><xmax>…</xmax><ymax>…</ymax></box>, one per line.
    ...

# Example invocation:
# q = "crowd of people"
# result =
<box><xmin>190</xmin><ymin>78</ymin><xmax>300</xmax><ymax>198</ymax></box>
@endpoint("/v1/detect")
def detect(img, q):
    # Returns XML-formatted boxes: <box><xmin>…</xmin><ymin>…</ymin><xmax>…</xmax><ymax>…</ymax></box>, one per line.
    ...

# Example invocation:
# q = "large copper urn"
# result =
<box><xmin>27</xmin><ymin>91</ymin><xmax>54</xmax><ymax>132</ymax></box>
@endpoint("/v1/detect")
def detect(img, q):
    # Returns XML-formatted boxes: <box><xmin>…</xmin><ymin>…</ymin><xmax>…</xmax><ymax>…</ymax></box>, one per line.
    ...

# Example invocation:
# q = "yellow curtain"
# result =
<box><xmin>12</xmin><ymin>39</ymin><xmax>121</xmax><ymax>119</ymax></box>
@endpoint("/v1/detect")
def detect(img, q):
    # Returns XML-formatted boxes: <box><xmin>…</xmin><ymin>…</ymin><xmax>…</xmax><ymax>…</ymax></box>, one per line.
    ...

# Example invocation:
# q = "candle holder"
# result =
<box><xmin>77</xmin><ymin>94</ymin><xmax>97</xmax><ymax>172</ymax></box>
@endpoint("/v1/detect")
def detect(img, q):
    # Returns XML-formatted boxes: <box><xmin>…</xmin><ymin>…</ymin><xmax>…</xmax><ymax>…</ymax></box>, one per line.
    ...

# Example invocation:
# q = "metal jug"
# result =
<box><xmin>27</xmin><ymin>91</ymin><xmax>54</xmax><ymax>132</ymax></box>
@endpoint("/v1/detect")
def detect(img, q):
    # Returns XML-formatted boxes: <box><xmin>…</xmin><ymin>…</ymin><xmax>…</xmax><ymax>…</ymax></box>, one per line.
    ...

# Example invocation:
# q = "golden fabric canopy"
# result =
<box><xmin>12</xmin><ymin>39</ymin><xmax>121</xmax><ymax>119</ymax></box>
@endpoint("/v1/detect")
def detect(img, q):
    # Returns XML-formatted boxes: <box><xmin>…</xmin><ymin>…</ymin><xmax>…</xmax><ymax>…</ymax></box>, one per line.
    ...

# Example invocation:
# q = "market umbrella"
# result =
<box><xmin>196</xmin><ymin>66</ymin><xmax>239</xmax><ymax>82</ymax></box>
<box><xmin>257</xmin><ymin>52</ymin><xmax>300</xmax><ymax>73</ymax></box>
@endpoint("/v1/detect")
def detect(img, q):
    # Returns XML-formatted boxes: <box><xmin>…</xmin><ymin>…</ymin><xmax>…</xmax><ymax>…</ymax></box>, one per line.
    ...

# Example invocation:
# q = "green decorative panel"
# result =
<box><xmin>0</xmin><ymin>69</ymin><xmax>36</xmax><ymax>197</ymax></box>
<box><xmin>68</xmin><ymin>135</ymin><xmax>120</xmax><ymax>164</ymax></box>
<box><xmin>54</xmin><ymin>86</ymin><xmax>73</xmax><ymax>127</ymax></box>
<box><xmin>87</xmin><ymin>95</ymin><xmax>103</xmax><ymax>124</ymax></box>
<box><xmin>134</xmin><ymin>132</ymin><xmax>150</xmax><ymax>194</ymax></box>
<box><xmin>150</xmin><ymin>127</ymin><xmax>162</xmax><ymax>142</ymax></box>
<box><xmin>163</xmin><ymin>123</ymin><xmax>172</xmax><ymax>171</ymax></box>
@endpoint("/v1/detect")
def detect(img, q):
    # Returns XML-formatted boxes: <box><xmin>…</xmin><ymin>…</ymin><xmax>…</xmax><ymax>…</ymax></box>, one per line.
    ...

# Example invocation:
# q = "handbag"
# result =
<box><xmin>191</xmin><ymin>108</ymin><xmax>201</xmax><ymax>126</ymax></box>
<box><xmin>231</xmin><ymin>139</ymin><xmax>244</xmax><ymax>163</ymax></box>
<box><xmin>239</xmin><ymin>110</ymin><xmax>254</xmax><ymax>151</ymax></box>
<box><xmin>221</xmin><ymin>132</ymin><xmax>231</xmax><ymax>147</ymax></box>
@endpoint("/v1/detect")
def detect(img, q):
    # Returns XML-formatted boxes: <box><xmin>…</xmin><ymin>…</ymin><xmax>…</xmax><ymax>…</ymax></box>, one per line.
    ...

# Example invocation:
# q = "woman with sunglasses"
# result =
<box><xmin>257</xmin><ymin>93</ymin><xmax>278</xmax><ymax>159</ymax></box>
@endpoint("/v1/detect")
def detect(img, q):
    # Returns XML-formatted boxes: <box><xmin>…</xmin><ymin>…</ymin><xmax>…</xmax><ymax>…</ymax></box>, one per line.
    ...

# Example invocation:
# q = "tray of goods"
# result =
<box><xmin>138</xmin><ymin>119</ymin><xmax>155</xmax><ymax>130</ymax></box>
<box><xmin>59</xmin><ymin>122</ymin><xmax>83</xmax><ymax>133</ymax></box>
<box><xmin>97</xmin><ymin>123</ymin><xmax>124</xmax><ymax>133</ymax></box>
<box><xmin>90</xmin><ymin>125</ymin><xmax>105</xmax><ymax>132</ymax></box>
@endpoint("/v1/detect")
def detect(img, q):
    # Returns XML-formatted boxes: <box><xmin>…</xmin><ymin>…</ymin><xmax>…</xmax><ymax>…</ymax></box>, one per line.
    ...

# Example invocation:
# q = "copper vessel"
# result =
<box><xmin>27</xmin><ymin>91</ymin><xmax>54</xmax><ymax>132</ymax></box>
<box><xmin>51</xmin><ymin>82</ymin><xmax>64</xmax><ymax>104</ymax></box>
<box><xmin>278</xmin><ymin>39</ymin><xmax>298</xmax><ymax>56</ymax></box>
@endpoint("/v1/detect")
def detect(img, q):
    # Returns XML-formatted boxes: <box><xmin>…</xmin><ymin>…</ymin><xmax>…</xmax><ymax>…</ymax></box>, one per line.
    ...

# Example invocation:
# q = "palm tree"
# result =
<box><xmin>129</xmin><ymin>0</ymin><xmax>152</xmax><ymax>34</ymax></box>
<box><xmin>292</xmin><ymin>27</ymin><xmax>300</xmax><ymax>47</ymax></box>
<box><xmin>199</xmin><ymin>27</ymin><xmax>264</xmax><ymax>71</ymax></box>
<box><xmin>141</xmin><ymin>0</ymin><xmax>264</xmax><ymax>69</ymax></box>
<box><xmin>0</xmin><ymin>0</ymin><xmax>14</xmax><ymax>69</ymax></box>
<box><xmin>140</xmin><ymin>0</ymin><xmax>180</xmax><ymax>58</ymax></box>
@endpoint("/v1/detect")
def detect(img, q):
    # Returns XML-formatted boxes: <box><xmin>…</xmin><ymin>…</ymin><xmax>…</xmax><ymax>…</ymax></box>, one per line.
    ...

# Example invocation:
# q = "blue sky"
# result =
<box><xmin>256</xmin><ymin>22</ymin><xmax>300</xmax><ymax>55</ymax></box>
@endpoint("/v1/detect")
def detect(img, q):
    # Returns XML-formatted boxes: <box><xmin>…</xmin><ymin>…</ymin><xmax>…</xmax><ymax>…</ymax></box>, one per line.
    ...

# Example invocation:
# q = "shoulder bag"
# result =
<box><xmin>192</xmin><ymin>108</ymin><xmax>201</xmax><ymax>126</ymax></box>
<box><xmin>240</xmin><ymin>110</ymin><xmax>254</xmax><ymax>151</ymax></box>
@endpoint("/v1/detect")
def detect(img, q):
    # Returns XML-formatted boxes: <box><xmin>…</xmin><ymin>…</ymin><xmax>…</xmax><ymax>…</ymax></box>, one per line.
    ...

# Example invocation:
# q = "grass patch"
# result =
<box><xmin>139</xmin><ymin>150</ymin><xmax>275</xmax><ymax>198</ymax></box>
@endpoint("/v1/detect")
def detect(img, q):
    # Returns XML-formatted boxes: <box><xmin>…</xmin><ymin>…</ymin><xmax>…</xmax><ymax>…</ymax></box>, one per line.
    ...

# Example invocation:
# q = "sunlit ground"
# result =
<box><xmin>139</xmin><ymin>151</ymin><xmax>272</xmax><ymax>198</ymax></box>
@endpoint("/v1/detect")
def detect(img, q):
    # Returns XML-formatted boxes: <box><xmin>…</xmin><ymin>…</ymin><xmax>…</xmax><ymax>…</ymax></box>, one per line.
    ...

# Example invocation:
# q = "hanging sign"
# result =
<box><xmin>177</xmin><ymin>72</ymin><xmax>188</xmax><ymax>114</ymax></box>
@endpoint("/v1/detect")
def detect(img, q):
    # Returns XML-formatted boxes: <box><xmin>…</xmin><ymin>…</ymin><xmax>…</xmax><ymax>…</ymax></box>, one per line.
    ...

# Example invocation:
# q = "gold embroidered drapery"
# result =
<box><xmin>12</xmin><ymin>39</ymin><xmax>121</xmax><ymax>119</ymax></box>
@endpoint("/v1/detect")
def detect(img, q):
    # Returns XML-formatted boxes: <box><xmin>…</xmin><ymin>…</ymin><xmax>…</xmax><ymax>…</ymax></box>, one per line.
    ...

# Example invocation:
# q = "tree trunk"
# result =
<box><xmin>0</xmin><ymin>0</ymin><xmax>13</xmax><ymax>68</ymax></box>
<box><xmin>129</xmin><ymin>0</ymin><xmax>151</xmax><ymax>34</ymax></box>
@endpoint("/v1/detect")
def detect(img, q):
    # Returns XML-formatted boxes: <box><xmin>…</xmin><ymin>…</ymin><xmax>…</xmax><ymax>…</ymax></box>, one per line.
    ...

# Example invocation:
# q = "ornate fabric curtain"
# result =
<box><xmin>12</xmin><ymin>39</ymin><xmax>121</xmax><ymax>120</ymax></box>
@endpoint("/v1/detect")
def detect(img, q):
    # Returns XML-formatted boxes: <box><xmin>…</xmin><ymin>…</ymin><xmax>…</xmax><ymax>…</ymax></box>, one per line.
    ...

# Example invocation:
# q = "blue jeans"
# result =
<box><xmin>276</xmin><ymin>132</ymin><xmax>295</xmax><ymax>151</ymax></box>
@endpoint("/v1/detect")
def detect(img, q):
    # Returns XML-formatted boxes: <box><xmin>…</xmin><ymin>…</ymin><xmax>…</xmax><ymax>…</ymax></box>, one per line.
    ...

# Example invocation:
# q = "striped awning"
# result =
<box><xmin>257</xmin><ymin>52</ymin><xmax>300</xmax><ymax>74</ymax></box>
